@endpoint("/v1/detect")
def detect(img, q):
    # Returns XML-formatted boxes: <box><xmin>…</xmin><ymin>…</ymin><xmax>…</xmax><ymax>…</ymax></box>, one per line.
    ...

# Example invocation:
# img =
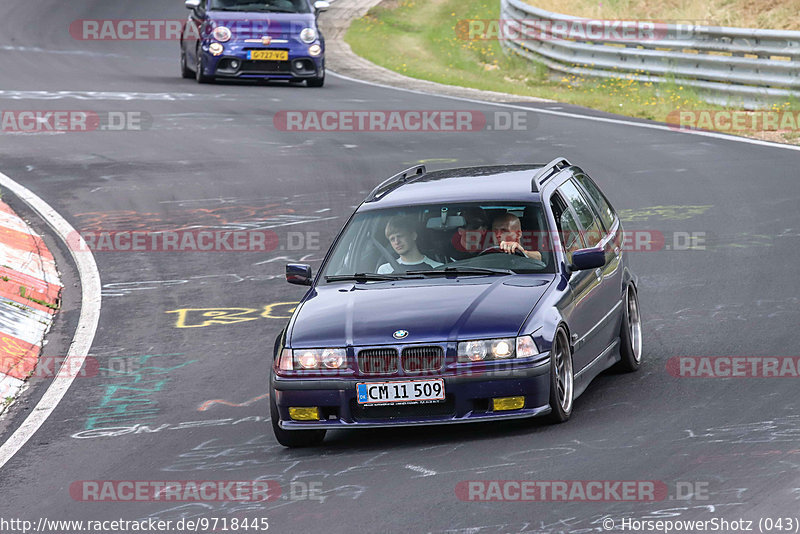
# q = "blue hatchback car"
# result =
<box><xmin>180</xmin><ymin>0</ymin><xmax>328</xmax><ymax>86</ymax></box>
<box><xmin>271</xmin><ymin>159</ymin><xmax>642</xmax><ymax>447</ymax></box>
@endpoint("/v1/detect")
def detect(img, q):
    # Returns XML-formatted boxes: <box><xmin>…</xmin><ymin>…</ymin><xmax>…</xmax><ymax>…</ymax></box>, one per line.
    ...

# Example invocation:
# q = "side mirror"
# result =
<box><xmin>286</xmin><ymin>263</ymin><xmax>313</xmax><ymax>286</ymax></box>
<box><xmin>314</xmin><ymin>1</ymin><xmax>331</xmax><ymax>12</ymax></box>
<box><xmin>185</xmin><ymin>0</ymin><xmax>201</xmax><ymax>10</ymax></box>
<box><xmin>569</xmin><ymin>247</ymin><xmax>605</xmax><ymax>271</ymax></box>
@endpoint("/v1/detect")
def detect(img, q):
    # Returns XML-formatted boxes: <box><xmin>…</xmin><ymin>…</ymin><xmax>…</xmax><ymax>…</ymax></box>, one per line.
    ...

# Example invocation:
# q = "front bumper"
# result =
<box><xmin>200</xmin><ymin>41</ymin><xmax>323</xmax><ymax>79</ymax></box>
<box><xmin>272</xmin><ymin>358</ymin><xmax>552</xmax><ymax>429</ymax></box>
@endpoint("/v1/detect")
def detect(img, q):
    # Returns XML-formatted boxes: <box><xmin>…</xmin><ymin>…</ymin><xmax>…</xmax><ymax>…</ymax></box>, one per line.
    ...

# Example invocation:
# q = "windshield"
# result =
<box><xmin>321</xmin><ymin>202</ymin><xmax>556</xmax><ymax>280</ymax></box>
<box><xmin>208</xmin><ymin>0</ymin><xmax>311</xmax><ymax>13</ymax></box>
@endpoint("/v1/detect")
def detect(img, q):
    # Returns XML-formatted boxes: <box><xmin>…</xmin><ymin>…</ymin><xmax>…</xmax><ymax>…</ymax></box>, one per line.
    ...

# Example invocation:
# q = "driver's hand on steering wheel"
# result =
<box><xmin>499</xmin><ymin>241</ymin><xmax>543</xmax><ymax>261</ymax></box>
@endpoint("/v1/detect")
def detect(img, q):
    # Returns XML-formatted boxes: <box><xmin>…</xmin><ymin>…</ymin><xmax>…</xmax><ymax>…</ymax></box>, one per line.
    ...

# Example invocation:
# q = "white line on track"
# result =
<box><xmin>405</xmin><ymin>464</ymin><xmax>437</xmax><ymax>477</ymax></box>
<box><xmin>328</xmin><ymin>71</ymin><xmax>800</xmax><ymax>153</ymax></box>
<box><xmin>0</xmin><ymin>172</ymin><xmax>102</xmax><ymax>470</ymax></box>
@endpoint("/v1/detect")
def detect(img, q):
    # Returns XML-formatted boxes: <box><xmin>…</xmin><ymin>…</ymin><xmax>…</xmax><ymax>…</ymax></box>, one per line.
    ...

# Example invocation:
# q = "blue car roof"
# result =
<box><xmin>359</xmin><ymin>164</ymin><xmax>546</xmax><ymax>210</ymax></box>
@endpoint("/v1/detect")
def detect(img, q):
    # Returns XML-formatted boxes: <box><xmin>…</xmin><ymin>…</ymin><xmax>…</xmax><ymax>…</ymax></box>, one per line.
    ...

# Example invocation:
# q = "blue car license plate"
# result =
<box><xmin>356</xmin><ymin>379</ymin><xmax>445</xmax><ymax>405</ymax></box>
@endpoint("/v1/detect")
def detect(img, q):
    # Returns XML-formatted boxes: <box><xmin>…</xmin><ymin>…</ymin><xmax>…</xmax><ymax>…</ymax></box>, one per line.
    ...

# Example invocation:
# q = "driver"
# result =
<box><xmin>450</xmin><ymin>207</ymin><xmax>490</xmax><ymax>261</ymax></box>
<box><xmin>491</xmin><ymin>212</ymin><xmax>543</xmax><ymax>261</ymax></box>
<box><xmin>377</xmin><ymin>216</ymin><xmax>443</xmax><ymax>274</ymax></box>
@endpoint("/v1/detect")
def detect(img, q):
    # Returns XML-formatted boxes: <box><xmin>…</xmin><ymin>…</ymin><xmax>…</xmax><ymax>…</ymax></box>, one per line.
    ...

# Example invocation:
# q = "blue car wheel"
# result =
<box><xmin>180</xmin><ymin>47</ymin><xmax>193</xmax><ymax>79</ymax></box>
<box><xmin>617</xmin><ymin>284</ymin><xmax>643</xmax><ymax>371</ymax></box>
<box><xmin>548</xmin><ymin>327</ymin><xmax>574</xmax><ymax>423</ymax></box>
<box><xmin>196</xmin><ymin>47</ymin><xmax>212</xmax><ymax>84</ymax></box>
<box><xmin>270</xmin><ymin>376</ymin><xmax>326</xmax><ymax>448</ymax></box>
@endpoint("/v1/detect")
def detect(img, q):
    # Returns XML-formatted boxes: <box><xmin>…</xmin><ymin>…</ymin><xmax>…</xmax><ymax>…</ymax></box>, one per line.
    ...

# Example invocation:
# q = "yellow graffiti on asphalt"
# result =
<box><xmin>167</xmin><ymin>302</ymin><xmax>299</xmax><ymax>328</ymax></box>
<box><xmin>262</xmin><ymin>302</ymin><xmax>297</xmax><ymax>319</ymax></box>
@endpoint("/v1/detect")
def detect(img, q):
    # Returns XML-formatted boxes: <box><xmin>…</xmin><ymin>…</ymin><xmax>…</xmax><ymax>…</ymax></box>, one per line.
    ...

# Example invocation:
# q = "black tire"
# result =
<box><xmin>195</xmin><ymin>47</ymin><xmax>212</xmax><ymax>84</ymax></box>
<box><xmin>547</xmin><ymin>327</ymin><xmax>574</xmax><ymax>423</ymax></box>
<box><xmin>180</xmin><ymin>47</ymin><xmax>193</xmax><ymax>78</ymax></box>
<box><xmin>307</xmin><ymin>72</ymin><xmax>324</xmax><ymax>87</ymax></box>
<box><xmin>617</xmin><ymin>284</ymin><xmax>643</xmax><ymax>372</ymax></box>
<box><xmin>270</xmin><ymin>385</ymin><xmax>326</xmax><ymax>448</ymax></box>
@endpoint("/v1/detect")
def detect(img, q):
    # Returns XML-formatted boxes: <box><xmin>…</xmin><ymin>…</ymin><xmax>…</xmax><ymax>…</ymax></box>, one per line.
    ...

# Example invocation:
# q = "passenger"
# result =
<box><xmin>492</xmin><ymin>212</ymin><xmax>543</xmax><ymax>261</ymax></box>
<box><xmin>377</xmin><ymin>216</ymin><xmax>443</xmax><ymax>274</ymax></box>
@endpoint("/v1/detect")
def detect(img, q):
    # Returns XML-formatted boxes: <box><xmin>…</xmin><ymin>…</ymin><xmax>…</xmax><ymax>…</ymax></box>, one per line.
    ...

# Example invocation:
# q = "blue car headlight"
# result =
<box><xmin>457</xmin><ymin>336</ymin><xmax>539</xmax><ymax>362</ymax></box>
<box><xmin>300</xmin><ymin>27</ymin><xmax>317</xmax><ymax>43</ymax></box>
<box><xmin>213</xmin><ymin>26</ymin><xmax>232</xmax><ymax>42</ymax></box>
<box><xmin>279</xmin><ymin>348</ymin><xmax>347</xmax><ymax>371</ymax></box>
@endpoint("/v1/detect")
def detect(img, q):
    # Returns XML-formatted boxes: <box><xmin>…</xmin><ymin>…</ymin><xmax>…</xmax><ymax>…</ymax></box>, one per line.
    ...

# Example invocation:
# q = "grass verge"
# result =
<box><xmin>523</xmin><ymin>0</ymin><xmax>800</xmax><ymax>31</ymax></box>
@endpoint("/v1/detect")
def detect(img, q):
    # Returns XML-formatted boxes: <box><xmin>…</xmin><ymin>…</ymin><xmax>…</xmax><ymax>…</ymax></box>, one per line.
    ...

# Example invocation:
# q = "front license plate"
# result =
<box><xmin>356</xmin><ymin>379</ymin><xmax>445</xmax><ymax>405</ymax></box>
<box><xmin>248</xmin><ymin>50</ymin><xmax>288</xmax><ymax>61</ymax></box>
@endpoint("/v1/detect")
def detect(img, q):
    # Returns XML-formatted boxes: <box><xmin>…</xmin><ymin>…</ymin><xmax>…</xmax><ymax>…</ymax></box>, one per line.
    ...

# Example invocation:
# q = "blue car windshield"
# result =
<box><xmin>322</xmin><ymin>202</ymin><xmax>557</xmax><ymax>279</ymax></box>
<box><xmin>209</xmin><ymin>0</ymin><xmax>311</xmax><ymax>13</ymax></box>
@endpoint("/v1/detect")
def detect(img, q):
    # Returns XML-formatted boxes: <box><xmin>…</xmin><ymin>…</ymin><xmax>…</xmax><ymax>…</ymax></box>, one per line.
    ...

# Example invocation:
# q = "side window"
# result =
<box><xmin>575</xmin><ymin>173</ymin><xmax>616</xmax><ymax>230</ymax></box>
<box><xmin>550</xmin><ymin>193</ymin><xmax>585</xmax><ymax>263</ymax></box>
<box><xmin>558</xmin><ymin>180</ymin><xmax>604</xmax><ymax>248</ymax></box>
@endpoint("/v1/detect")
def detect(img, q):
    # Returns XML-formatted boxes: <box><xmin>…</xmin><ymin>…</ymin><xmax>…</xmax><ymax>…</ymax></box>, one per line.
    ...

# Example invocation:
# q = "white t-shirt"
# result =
<box><xmin>377</xmin><ymin>256</ymin><xmax>443</xmax><ymax>274</ymax></box>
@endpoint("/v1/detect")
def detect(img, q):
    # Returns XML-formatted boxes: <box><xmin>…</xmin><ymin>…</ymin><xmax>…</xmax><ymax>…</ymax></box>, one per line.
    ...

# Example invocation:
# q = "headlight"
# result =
<box><xmin>459</xmin><ymin>340</ymin><xmax>488</xmax><ymax>362</ymax></box>
<box><xmin>213</xmin><ymin>26</ymin><xmax>232</xmax><ymax>42</ymax></box>
<box><xmin>308</xmin><ymin>44</ymin><xmax>322</xmax><ymax>57</ymax></box>
<box><xmin>209</xmin><ymin>42</ymin><xmax>224</xmax><ymax>56</ymax></box>
<box><xmin>280</xmin><ymin>348</ymin><xmax>348</xmax><ymax>370</ymax></box>
<box><xmin>300</xmin><ymin>27</ymin><xmax>317</xmax><ymax>43</ymax></box>
<box><xmin>457</xmin><ymin>336</ymin><xmax>539</xmax><ymax>362</ymax></box>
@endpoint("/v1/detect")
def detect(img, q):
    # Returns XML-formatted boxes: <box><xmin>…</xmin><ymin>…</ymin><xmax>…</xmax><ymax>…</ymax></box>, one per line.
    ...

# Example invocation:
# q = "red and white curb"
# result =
<box><xmin>0</xmin><ymin>199</ymin><xmax>62</xmax><ymax>407</ymax></box>
<box><xmin>0</xmin><ymin>171</ymin><xmax>99</xmax><ymax>469</ymax></box>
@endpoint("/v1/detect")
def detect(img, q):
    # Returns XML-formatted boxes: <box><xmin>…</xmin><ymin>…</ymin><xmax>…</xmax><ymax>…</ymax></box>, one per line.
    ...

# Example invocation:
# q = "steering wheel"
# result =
<box><xmin>478</xmin><ymin>246</ymin><xmax>526</xmax><ymax>257</ymax></box>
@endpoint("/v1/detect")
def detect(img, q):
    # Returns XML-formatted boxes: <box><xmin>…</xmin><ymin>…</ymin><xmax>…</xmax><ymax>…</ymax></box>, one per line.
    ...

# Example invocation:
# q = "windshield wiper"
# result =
<box><xmin>246</xmin><ymin>7</ymin><xmax>297</xmax><ymax>12</ymax></box>
<box><xmin>325</xmin><ymin>273</ymin><xmax>424</xmax><ymax>282</ymax></box>
<box><xmin>410</xmin><ymin>267</ymin><xmax>514</xmax><ymax>276</ymax></box>
<box><xmin>211</xmin><ymin>5</ymin><xmax>297</xmax><ymax>12</ymax></box>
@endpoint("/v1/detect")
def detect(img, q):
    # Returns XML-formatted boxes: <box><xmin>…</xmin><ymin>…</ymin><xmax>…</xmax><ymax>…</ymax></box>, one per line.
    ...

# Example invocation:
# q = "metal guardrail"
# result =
<box><xmin>499</xmin><ymin>0</ymin><xmax>800</xmax><ymax>105</ymax></box>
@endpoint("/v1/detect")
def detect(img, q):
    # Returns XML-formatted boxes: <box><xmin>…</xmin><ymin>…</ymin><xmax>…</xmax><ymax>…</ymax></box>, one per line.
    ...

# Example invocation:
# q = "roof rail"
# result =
<box><xmin>365</xmin><ymin>164</ymin><xmax>427</xmax><ymax>202</ymax></box>
<box><xmin>531</xmin><ymin>157</ymin><xmax>571</xmax><ymax>192</ymax></box>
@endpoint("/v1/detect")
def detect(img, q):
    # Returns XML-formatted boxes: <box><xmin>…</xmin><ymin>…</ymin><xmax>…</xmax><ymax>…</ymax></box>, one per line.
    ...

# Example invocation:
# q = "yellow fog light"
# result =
<box><xmin>492</xmin><ymin>396</ymin><xmax>525</xmax><ymax>411</ymax></box>
<box><xmin>209</xmin><ymin>42</ymin><xmax>224</xmax><ymax>56</ymax></box>
<box><xmin>308</xmin><ymin>44</ymin><xmax>322</xmax><ymax>57</ymax></box>
<box><xmin>289</xmin><ymin>407</ymin><xmax>321</xmax><ymax>421</ymax></box>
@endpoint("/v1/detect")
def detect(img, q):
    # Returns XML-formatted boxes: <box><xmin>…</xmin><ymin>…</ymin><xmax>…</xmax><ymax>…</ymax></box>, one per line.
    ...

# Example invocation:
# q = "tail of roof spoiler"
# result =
<box><xmin>531</xmin><ymin>157</ymin><xmax>571</xmax><ymax>192</ymax></box>
<box><xmin>365</xmin><ymin>164</ymin><xmax>427</xmax><ymax>202</ymax></box>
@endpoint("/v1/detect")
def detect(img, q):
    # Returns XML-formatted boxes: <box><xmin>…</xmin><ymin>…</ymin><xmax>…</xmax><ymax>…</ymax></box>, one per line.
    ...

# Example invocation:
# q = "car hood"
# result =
<box><xmin>207</xmin><ymin>11</ymin><xmax>315</xmax><ymax>39</ymax></box>
<box><xmin>289</xmin><ymin>277</ymin><xmax>554</xmax><ymax>348</ymax></box>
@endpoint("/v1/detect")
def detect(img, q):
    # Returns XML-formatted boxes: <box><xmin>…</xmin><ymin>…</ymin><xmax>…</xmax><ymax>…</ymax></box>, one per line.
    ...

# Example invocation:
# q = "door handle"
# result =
<box><xmin>594</xmin><ymin>268</ymin><xmax>603</xmax><ymax>280</ymax></box>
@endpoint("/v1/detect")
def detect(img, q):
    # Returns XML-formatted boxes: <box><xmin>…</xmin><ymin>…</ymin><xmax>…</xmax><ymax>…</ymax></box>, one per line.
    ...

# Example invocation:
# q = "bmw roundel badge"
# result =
<box><xmin>393</xmin><ymin>329</ymin><xmax>409</xmax><ymax>340</ymax></box>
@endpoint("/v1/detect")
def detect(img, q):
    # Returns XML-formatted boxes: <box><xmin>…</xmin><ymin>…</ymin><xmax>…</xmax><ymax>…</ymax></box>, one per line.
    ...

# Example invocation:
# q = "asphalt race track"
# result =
<box><xmin>1</xmin><ymin>1</ymin><xmax>799</xmax><ymax>532</ymax></box>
